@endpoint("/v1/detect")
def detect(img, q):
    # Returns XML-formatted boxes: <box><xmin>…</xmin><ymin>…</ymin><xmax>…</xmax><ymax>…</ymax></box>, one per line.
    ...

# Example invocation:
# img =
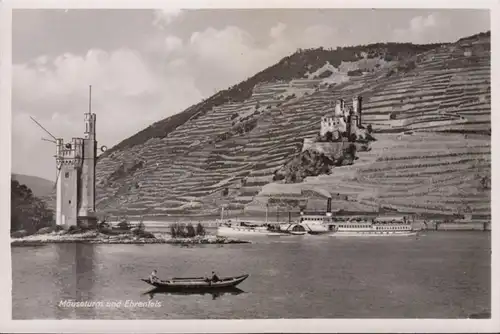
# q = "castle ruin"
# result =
<box><xmin>320</xmin><ymin>96</ymin><xmax>363</xmax><ymax>141</ymax></box>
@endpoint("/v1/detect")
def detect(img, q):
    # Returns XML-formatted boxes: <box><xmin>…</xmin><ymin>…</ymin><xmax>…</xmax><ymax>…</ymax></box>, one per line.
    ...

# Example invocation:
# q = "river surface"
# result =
<box><xmin>12</xmin><ymin>231</ymin><xmax>490</xmax><ymax>319</ymax></box>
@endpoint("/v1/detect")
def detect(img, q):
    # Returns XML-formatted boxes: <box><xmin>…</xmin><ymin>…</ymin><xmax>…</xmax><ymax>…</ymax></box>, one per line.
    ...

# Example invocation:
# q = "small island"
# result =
<box><xmin>11</xmin><ymin>220</ymin><xmax>250</xmax><ymax>247</ymax></box>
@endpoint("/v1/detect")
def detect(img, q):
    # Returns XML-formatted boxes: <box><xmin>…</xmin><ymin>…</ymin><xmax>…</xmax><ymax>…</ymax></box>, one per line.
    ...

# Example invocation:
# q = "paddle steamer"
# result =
<box><xmin>299</xmin><ymin>199</ymin><xmax>418</xmax><ymax>236</ymax></box>
<box><xmin>300</xmin><ymin>214</ymin><xmax>417</xmax><ymax>236</ymax></box>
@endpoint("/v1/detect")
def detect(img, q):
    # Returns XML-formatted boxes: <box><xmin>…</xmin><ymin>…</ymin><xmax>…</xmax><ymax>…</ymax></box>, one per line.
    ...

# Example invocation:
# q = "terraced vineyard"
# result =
<box><xmin>258</xmin><ymin>132</ymin><xmax>490</xmax><ymax>215</ymax></box>
<box><xmin>95</xmin><ymin>32</ymin><xmax>490</xmax><ymax>218</ymax></box>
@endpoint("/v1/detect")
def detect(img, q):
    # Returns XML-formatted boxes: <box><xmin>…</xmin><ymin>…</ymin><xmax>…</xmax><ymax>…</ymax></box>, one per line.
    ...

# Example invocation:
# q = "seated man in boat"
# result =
<box><xmin>211</xmin><ymin>271</ymin><xmax>220</xmax><ymax>282</ymax></box>
<box><xmin>149</xmin><ymin>269</ymin><xmax>159</xmax><ymax>283</ymax></box>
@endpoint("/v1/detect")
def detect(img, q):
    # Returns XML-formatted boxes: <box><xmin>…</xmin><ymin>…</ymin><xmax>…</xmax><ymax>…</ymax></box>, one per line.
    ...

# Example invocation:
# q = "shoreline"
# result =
<box><xmin>129</xmin><ymin>219</ymin><xmax>491</xmax><ymax>232</ymax></box>
<box><xmin>10</xmin><ymin>231</ymin><xmax>251</xmax><ymax>247</ymax></box>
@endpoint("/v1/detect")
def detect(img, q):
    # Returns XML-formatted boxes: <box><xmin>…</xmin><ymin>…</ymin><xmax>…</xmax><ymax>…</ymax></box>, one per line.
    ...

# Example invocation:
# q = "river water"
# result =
<box><xmin>12</xmin><ymin>231</ymin><xmax>490</xmax><ymax>319</ymax></box>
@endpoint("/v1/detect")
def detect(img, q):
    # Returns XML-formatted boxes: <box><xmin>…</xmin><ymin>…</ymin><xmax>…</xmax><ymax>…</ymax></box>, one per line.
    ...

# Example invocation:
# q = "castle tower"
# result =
<box><xmin>346</xmin><ymin>111</ymin><xmax>352</xmax><ymax>138</ymax></box>
<box><xmin>55</xmin><ymin>87</ymin><xmax>98</xmax><ymax>229</ymax></box>
<box><xmin>350</xmin><ymin>113</ymin><xmax>358</xmax><ymax>139</ymax></box>
<box><xmin>55</xmin><ymin>138</ymin><xmax>83</xmax><ymax>227</ymax></box>
<box><xmin>78</xmin><ymin>110</ymin><xmax>97</xmax><ymax>228</ymax></box>
<box><xmin>334</xmin><ymin>99</ymin><xmax>342</xmax><ymax>116</ymax></box>
<box><xmin>353</xmin><ymin>96</ymin><xmax>363</xmax><ymax>127</ymax></box>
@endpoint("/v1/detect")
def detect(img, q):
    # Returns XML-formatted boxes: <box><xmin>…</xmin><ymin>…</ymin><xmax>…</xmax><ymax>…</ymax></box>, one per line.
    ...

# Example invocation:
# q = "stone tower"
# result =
<box><xmin>352</xmin><ymin>96</ymin><xmax>363</xmax><ymax>127</ymax></box>
<box><xmin>55</xmin><ymin>88</ymin><xmax>98</xmax><ymax>229</ymax></box>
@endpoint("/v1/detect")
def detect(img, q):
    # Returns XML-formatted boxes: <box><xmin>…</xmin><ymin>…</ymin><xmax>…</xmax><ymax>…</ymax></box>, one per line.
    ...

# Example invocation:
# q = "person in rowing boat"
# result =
<box><xmin>149</xmin><ymin>269</ymin><xmax>159</xmax><ymax>283</ymax></box>
<box><xmin>211</xmin><ymin>271</ymin><xmax>220</xmax><ymax>283</ymax></box>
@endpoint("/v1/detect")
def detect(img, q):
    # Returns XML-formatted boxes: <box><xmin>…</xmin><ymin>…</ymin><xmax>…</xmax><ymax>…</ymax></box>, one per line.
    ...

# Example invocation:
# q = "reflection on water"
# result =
<box><xmin>144</xmin><ymin>287</ymin><xmax>245</xmax><ymax>301</ymax></box>
<box><xmin>12</xmin><ymin>231</ymin><xmax>491</xmax><ymax>319</ymax></box>
<box><xmin>51</xmin><ymin>244</ymin><xmax>97</xmax><ymax>319</ymax></box>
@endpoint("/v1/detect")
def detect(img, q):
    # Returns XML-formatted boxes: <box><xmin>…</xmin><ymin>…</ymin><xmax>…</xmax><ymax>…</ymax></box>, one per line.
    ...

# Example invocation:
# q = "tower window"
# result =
<box><xmin>65</xmin><ymin>172</ymin><xmax>69</xmax><ymax>178</ymax></box>
<box><xmin>69</xmin><ymin>200</ymin><xmax>71</xmax><ymax>204</ymax></box>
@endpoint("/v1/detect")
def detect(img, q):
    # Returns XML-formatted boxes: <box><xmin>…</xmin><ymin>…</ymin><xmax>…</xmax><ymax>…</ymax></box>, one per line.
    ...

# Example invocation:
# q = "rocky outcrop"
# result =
<box><xmin>273</xmin><ymin>142</ymin><xmax>357</xmax><ymax>183</ymax></box>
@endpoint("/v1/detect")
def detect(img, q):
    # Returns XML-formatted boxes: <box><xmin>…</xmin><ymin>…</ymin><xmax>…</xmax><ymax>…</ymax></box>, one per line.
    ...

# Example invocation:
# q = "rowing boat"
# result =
<box><xmin>144</xmin><ymin>287</ymin><xmax>245</xmax><ymax>299</ymax></box>
<box><xmin>140</xmin><ymin>274</ymin><xmax>249</xmax><ymax>291</ymax></box>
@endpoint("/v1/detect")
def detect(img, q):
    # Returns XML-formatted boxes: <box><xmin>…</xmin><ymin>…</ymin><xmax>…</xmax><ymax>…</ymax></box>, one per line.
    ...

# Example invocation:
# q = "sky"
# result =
<box><xmin>11</xmin><ymin>8</ymin><xmax>490</xmax><ymax>181</ymax></box>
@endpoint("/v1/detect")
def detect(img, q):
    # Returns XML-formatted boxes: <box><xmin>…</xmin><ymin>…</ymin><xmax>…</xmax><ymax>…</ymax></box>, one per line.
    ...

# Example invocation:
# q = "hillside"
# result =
<box><xmin>94</xmin><ymin>31</ymin><xmax>491</xmax><ymax>218</ymax></box>
<box><xmin>11</xmin><ymin>179</ymin><xmax>54</xmax><ymax>234</ymax></box>
<box><xmin>11</xmin><ymin>174</ymin><xmax>54</xmax><ymax>198</ymax></box>
<box><xmin>12</xmin><ymin>174</ymin><xmax>56</xmax><ymax>210</ymax></box>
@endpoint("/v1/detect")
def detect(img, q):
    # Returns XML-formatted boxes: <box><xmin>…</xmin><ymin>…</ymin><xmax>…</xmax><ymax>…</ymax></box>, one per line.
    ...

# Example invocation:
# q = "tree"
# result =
<box><xmin>170</xmin><ymin>224</ymin><xmax>178</xmax><ymax>237</ymax></box>
<box><xmin>325</xmin><ymin>132</ymin><xmax>333</xmax><ymax>142</ymax></box>
<box><xmin>366</xmin><ymin>124</ymin><xmax>373</xmax><ymax>134</ymax></box>
<box><xmin>11</xmin><ymin>179</ymin><xmax>54</xmax><ymax>234</ymax></box>
<box><xmin>186</xmin><ymin>224</ymin><xmax>196</xmax><ymax>238</ymax></box>
<box><xmin>196</xmin><ymin>223</ymin><xmax>206</xmax><ymax>236</ymax></box>
<box><xmin>480</xmin><ymin>176</ymin><xmax>491</xmax><ymax>190</ymax></box>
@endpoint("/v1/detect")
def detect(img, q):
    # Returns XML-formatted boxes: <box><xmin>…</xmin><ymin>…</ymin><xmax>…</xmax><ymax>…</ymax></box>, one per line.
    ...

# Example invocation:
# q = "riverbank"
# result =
<box><xmin>129</xmin><ymin>219</ymin><xmax>491</xmax><ymax>233</ymax></box>
<box><xmin>10</xmin><ymin>230</ymin><xmax>250</xmax><ymax>247</ymax></box>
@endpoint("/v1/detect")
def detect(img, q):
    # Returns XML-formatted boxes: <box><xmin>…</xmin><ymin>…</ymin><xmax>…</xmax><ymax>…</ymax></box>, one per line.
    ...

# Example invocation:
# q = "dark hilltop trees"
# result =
<box><xmin>11</xmin><ymin>179</ymin><xmax>54</xmax><ymax>235</ymax></box>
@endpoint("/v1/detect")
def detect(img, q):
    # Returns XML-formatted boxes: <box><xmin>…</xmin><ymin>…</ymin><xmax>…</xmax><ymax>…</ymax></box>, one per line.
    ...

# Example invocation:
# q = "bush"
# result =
<box><xmin>170</xmin><ymin>223</ymin><xmax>186</xmax><ymax>238</ymax></box>
<box><xmin>117</xmin><ymin>219</ymin><xmax>130</xmax><ymax>230</ymax></box>
<box><xmin>67</xmin><ymin>225</ymin><xmax>82</xmax><ymax>235</ymax></box>
<box><xmin>36</xmin><ymin>226</ymin><xmax>54</xmax><ymax>235</ymax></box>
<box><xmin>318</xmin><ymin>69</ymin><xmax>333</xmax><ymax>78</ymax></box>
<box><xmin>384</xmin><ymin>54</ymin><xmax>394</xmax><ymax>61</ymax></box>
<box><xmin>138</xmin><ymin>231</ymin><xmax>155</xmax><ymax>238</ymax></box>
<box><xmin>170</xmin><ymin>223</ymin><xmax>206</xmax><ymax>238</ymax></box>
<box><xmin>186</xmin><ymin>224</ymin><xmax>196</xmax><ymax>238</ymax></box>
<box><xmin>347</xmin><ymin>69</ymin><xmax>363</xmax><ymax>76</ymax></box>
<box><xmin>11</xmin><ymin>230</ymin><xmax>28</xmax><ymax>238</ymax></box>
<box><xmin>170</xmin><ymin>224</ymin><xmax>178</xmax><ymax>237</ymax></box>
<box><xmin>98</xmin><ymin>221</ymin><xmax>111</xmax><ymax>230</ymax></box>
<box><xmin>196</xmin><ymin>223</ymin><xmax>206</xmax><ymax>236</ymax></box>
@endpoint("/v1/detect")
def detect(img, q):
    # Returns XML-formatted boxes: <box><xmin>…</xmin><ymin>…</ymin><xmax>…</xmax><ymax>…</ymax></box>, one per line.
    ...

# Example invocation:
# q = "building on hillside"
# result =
<box><xmin>320</xmin><ymin>96</ymin><xmax>363</xmax><ymax>141</ymax></box>
<box><xmin>55</xmin><ymin>90</ymin><xmax>98</xmax><ymax>229</ymax></box>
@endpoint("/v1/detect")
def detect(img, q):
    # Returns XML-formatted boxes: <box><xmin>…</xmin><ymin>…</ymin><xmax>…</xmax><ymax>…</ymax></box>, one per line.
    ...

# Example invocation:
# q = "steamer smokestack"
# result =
<box><xmin>326</xmin><ymin>197</ymin><xmax>332</xmax><ymax>217</ymax></box>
